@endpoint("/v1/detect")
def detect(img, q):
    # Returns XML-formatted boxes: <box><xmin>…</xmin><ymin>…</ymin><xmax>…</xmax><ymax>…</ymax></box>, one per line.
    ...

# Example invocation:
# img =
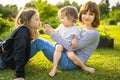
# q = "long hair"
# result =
<box><xmin>15</xmin><ymin>8</ymin><xmax>39</xmax><ymax>39</ymax></box>
<box><xmin>79</xmin><ymin>1</ymin><xmax>100</xmax><ymax>28</ymax></box>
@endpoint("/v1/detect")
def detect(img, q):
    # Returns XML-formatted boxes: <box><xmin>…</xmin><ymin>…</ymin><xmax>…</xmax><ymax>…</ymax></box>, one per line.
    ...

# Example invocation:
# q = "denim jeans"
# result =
<box><xmin>0</xmin><ymin>42</ymin><xmax>6</xmax><ymax>69</ymax></box>
<box><xmin>30</xmin><ymin>38</ymin><xmax>78</xmax><ymax>70</ymax></box>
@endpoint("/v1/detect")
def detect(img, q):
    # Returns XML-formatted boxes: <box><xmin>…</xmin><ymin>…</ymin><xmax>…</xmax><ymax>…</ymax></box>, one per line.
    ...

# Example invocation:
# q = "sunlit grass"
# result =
<box><xmin>1</xmin><ymin>49</ymin><xmax>120</xmax><ymax>80</ymax></box>
<box><xmin>0</xmin><ymin>25</ymin><xmax>120</xmax><ymax>80</ymax></box>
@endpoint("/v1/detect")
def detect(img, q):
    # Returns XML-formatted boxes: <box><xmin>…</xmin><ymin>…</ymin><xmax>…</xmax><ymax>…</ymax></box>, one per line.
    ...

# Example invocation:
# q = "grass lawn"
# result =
<box><xmin>0</xmin><ymin>25</ymin><xmax>120</xmax><ymax>80</ymax></box>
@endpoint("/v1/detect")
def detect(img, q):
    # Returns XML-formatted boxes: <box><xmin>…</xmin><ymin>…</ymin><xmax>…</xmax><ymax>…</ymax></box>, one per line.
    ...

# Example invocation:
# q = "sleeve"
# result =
<box><xmin>76</xmin><ymin>32</ymin><xmax>99</xmax><ymax>49</ymax></box>
<box><xmin>13</xmin><ymin>28</ymin><xmax>30</xmax><ymax>78</ymax></box>
<box><xmin>51</xmin><ymin>31</ymin><xmax>99</xmax><ymax>51</ymax></box>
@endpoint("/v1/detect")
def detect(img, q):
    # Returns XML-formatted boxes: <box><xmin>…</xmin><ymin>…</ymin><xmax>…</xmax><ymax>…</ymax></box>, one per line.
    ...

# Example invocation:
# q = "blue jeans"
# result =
<box><xmin>30</xmin><ymin>38</ymin><xmax>78</xmax><ymax>70</ymax></box>
<box><xmin>0</xmin><ymin>42</ymin><xmax>6</xmax><ymax>69</ymax></box>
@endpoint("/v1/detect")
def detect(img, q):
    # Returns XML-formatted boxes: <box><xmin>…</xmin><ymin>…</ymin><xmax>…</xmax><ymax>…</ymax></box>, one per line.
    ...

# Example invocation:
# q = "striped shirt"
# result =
<box><xmin>51</xmin><ymin>27</ymin><xmax>100</xmax><ymax>63</ymax></box>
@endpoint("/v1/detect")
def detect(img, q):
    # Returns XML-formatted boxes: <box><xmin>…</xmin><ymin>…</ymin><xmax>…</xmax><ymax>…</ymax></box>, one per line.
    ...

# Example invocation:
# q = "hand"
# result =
<box><xmin>43</xmin><ymin>24</ymin><xmax>54</xmax><ymax>35</ymax></box>
<box><xmin>71</xmin><ymin>38</ymin><xmax>78</xmax><ymax>49</ymax></box>
<box><xmin>14</xmin><ymin>78</ymin><xmax>24</xmax><ymax>80</ymax></box>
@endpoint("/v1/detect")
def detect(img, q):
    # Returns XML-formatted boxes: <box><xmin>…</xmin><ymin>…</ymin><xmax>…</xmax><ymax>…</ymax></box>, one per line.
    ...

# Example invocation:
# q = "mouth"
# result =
<box><xmin>84</xmin><ymin>19</ymin><xmax>90</xmax><ymax>21</ymax></box>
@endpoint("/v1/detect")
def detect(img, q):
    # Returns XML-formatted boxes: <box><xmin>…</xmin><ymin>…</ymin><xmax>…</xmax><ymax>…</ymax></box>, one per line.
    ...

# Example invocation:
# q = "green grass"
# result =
<box><xmin>0</xmin><ymin>25</ymin><xmax>120</xmax><ymax>80</ymax></box>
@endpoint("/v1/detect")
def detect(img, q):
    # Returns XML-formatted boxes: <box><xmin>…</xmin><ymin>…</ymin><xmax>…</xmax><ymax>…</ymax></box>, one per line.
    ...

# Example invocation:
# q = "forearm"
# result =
<box><xmin>71</xmin><ymin>38</ymin><xmax>78</xmax><ymax>50</ymax></box>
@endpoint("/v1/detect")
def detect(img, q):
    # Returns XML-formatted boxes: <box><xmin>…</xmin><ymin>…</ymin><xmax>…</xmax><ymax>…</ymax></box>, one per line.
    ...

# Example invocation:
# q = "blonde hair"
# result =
<box><xmin>79</xmin><ymin>1</ymin><xmax>100</xmax><ymax>28</ymax></box>
<box><xmin>15</xmin><ymin>8</ymin><xmax>39</xmax><ymax>39</ymax></box>
<box><xmin>58</xmin><ymin>6</ymin><xmax>78</xmax><ymax>23</ymax></box>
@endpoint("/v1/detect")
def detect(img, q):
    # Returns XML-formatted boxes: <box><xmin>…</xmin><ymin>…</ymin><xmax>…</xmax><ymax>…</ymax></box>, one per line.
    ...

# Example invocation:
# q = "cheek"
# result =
<box><xmin>67</xmin><ymin>21</ymin><xmax>70</xmax><ymax>24</ymax></box>
<box><xmin>91</xmin><ymin>16</ymin><xmax>95</xmax><ymax>22</ymax></box>
<box><xmin>37</xmin><ymin>22</ymin><xmax>40</xmax><ymax>26</ymax></box>
<box><xmin>30</xmin><ymin>21</ymin><xmax>34</xmax><ymax>25</ymax></box>
<box><xmin>35</xmin><ymin>21</ymin><xmax>40</xmax><ymax>28</ymax></box>
<box><xmin>81</xmin><ymin>16</ymin><xmax>85</xmax><ymax>21</ymax></box>
<box><xmin>29</xmin><ymin>19</ymin><xmax>33</xmax><ymax>24</ymax></box>
<box><xmin>81</xmin><ymin>15</ymin><xmax>84</xmax><ymax>19</ymax></box>
<box><xmin>61</xmin><ymin>19</ymin><xmax>64</xmax><ymax>22</ymax></box>
<box><xmin>29</xmin><ymin>21</ymin><xmax>35</xmax><ymax>28</ymax></box>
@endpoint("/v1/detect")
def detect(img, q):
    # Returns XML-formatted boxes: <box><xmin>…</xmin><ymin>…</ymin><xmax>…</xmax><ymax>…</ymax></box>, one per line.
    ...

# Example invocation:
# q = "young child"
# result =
<box><xmin>0</xmin><ymin>8</ymin><xmax>40</xmax><ymax>80</ymax></box>
<box><xmin>46</xmin><ymin>6</ymin><xmax>80</xmax><ymax>77</ymax></box>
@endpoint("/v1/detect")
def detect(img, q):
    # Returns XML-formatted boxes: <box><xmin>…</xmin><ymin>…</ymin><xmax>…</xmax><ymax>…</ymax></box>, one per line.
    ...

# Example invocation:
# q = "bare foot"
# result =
<box><xmin>83</xmin><ymin>67</ymin><xmax>95</xmax><ymax>74</ymax></box>
<box><xmin>49</xmin><ymin>69</ymin><xmax>56</xmax><ymax>77</ymax></box>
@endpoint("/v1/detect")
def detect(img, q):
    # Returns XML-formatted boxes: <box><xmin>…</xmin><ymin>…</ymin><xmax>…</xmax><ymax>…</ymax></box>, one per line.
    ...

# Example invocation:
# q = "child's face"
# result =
<box><xmin>81</xmin><ymin>11</ymin><xmax>95</xmax><ymax>26</ymax></box>
<box><xmin>29</xmin><ymin>12</ymin><xmax>41</xmax><ymax>29</ymax></box>
<box><xmin>59</xmin><ymin>15</ymin><xmax>73</xmax><ymax>27</ymax></box>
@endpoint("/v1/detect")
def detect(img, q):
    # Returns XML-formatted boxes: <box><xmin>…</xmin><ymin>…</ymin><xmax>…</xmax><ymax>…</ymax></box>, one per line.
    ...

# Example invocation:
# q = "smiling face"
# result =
<box><xmin>79</xmin><ymin>1</ymin><xmax>100</xmax><ymax>28</ymax></box>
<box><xmin>81</xmin><ymin>11</ymin><xmax>95</xmax><ymax>26</ymax></box>
<box><xmin>29</xmin><ymin>12</ymin><xmax>41</xmax><ymax>29</ymax></box>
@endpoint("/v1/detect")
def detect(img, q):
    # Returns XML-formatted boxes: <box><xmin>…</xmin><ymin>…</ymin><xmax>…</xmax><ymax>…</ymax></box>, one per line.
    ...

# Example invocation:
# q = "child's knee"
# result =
<box><xmin>56</xmin><ymin>44</ymin><xmax>63</xmax><ymax>51</ymax></box>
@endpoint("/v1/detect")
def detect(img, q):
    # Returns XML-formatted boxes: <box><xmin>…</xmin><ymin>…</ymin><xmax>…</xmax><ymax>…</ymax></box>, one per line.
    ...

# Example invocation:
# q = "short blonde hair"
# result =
<box><xmin>15</xmin><ymin>8</ymin><xmax>39</xmax><ymax>39</ymax></box>
<box><xmin>79</xmin><ymin>1</ymin><xmax>100</xmax><ymax>28</ymax></box>
<box><xmin>58</xmin><ymin>6</ymin><xmax>78</xmax><ymax>23</ymax></box>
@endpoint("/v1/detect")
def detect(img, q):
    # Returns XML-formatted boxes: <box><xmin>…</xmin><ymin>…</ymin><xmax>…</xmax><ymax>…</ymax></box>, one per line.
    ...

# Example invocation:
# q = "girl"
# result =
<box><xmin>0</xmin><ymin>8</ymin><xmax>40</xmax><ymax>80</ymax></box>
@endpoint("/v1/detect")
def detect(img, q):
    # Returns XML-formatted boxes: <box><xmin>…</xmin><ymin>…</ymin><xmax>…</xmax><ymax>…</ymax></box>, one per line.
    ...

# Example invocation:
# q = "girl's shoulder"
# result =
<box><xmin>19</xmin><ymin>26</ymin><xmax>29</xmax><ymax>31</ymax></box>
<box><xmin>17</xmin><ymin>26</ymin><xmax>29</xmax><ymax>33</ymax></box>
<box><xmin>14</xmin><ymin>26</ymin><xmax>30</xmax><ymax>38</ymax></box>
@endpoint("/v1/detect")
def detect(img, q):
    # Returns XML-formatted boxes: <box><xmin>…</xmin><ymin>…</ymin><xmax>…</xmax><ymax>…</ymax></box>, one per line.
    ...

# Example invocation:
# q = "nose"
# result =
<box><xmin>86</xmin><ymin>14</ymin><xmax>90</xmax><ymax>19</ymax></box>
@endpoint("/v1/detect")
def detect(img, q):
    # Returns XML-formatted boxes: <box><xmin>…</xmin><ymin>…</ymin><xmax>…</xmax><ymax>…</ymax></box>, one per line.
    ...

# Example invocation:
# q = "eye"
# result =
<box><xmin>90</xmin><ymin>13</ymin><xmax>94</xmax><ymax>16</ymax></box>
<box><xmin>60</xmin><ymin>17</ymin><xmax>64</xmax><ymax>19</ymax></box>
<box><xmin>90</xmin><ymin>14</ymin><xmax>93</xmax><ymax>16</ymax></box>
<box><xmin>89</xmin><ymin>12</ymin><xmax>95</xmax><ymax>16</ymax></box>
<box><xmin>36</xmin><ymin>18</ymin><xmax>40</xmax><ymax>21</ymax></box>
